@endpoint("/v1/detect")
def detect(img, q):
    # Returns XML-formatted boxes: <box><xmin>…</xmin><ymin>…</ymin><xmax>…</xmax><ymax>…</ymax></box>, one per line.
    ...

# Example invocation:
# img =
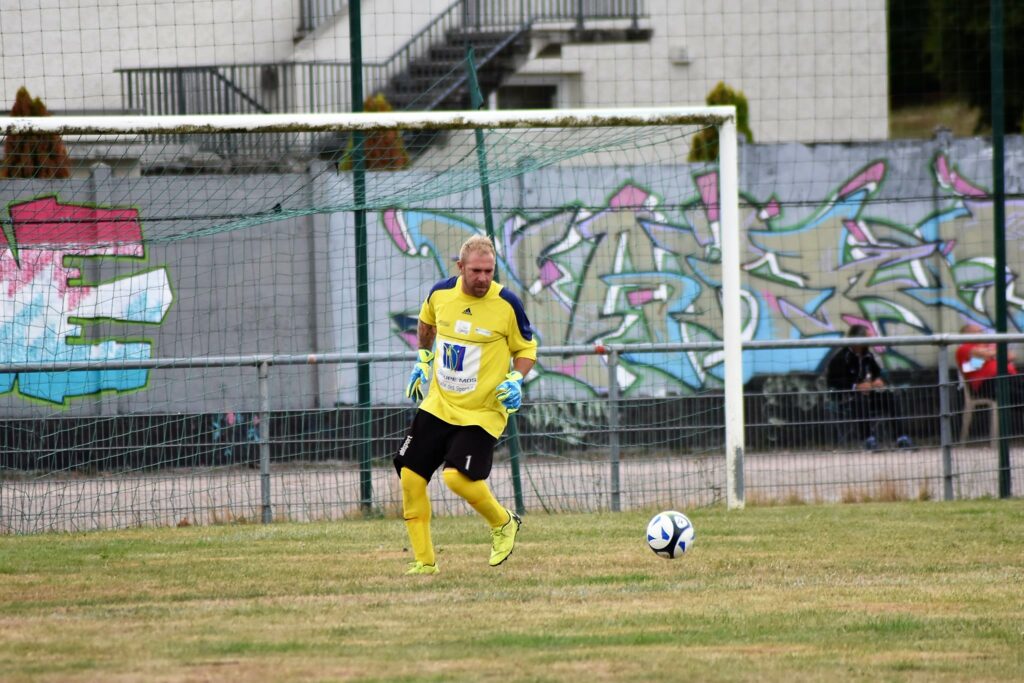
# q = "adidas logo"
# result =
<box><xmin>462</xmin><ymin>307</ymin><xmax>472</xmax><ymax>315</ymax></box>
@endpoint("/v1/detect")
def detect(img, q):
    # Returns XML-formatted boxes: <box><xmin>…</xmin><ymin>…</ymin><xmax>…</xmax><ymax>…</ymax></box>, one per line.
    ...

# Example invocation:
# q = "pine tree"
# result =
<box><xmin>1</xmin><ymin>86</ymin><xmax>71</xmax><ymax>179</ymax></box>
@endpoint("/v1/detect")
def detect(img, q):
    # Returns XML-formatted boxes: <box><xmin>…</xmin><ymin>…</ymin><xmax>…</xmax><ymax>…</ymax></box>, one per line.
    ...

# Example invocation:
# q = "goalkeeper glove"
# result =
<box><xmin>405</xmin><ymin>349</ymin><xmax>434</xmax><ymax>402</ymax></box>
<box><xmin>495</xmin><ymin>370</ymin><xmax>524</xmax><ymax>413</ymax></box>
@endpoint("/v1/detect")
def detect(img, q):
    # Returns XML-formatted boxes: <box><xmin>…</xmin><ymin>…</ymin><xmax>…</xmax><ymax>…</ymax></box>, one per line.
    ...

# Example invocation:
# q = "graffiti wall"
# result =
<box><xmin>0</xmin><ymin>196</ymin><xmax>173</xmax><ymax>404</ymax></box>
<box><xmin>3</xmin><ymin>137</ymin><xmax>1023</xmax><ymax>412</ymax></box>
<box><xmin>353</xmin><ymin>140</ymin><xmax>1024</xmax><ymax>401</ymax></box>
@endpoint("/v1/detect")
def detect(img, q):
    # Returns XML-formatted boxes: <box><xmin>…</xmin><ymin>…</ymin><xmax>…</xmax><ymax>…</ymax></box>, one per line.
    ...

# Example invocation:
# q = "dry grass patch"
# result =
<box><xmin>890</xmin><ymin>100</ymin><xmax>984</xmax><ymax>138</ymax></box>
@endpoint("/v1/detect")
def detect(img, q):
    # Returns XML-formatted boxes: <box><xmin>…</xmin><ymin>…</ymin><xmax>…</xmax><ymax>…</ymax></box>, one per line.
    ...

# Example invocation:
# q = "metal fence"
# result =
<box><xmin>1</xmin><ymin>334</ymin><xmax>1022</xmax><ymax>534</ymax></box>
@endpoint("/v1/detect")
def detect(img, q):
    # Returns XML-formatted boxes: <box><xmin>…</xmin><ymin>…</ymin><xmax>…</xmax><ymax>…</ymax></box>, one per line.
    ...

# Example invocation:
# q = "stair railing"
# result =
<box><xmin>117</xmin><ymin>0</ymin><xmax>647</xmax><ymax>119</ymax></box>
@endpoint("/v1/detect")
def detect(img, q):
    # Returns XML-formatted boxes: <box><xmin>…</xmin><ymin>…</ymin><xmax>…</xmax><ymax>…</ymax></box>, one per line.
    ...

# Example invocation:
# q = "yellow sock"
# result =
<box><xmin>400</xmin><ymin>468</ymin><xmax>435</xmax><ymax>566</ymax></box>
<box><xmin>442</xmin><ymin>467</ymin><xmax>508</xmax><ymax>528</ymax></box>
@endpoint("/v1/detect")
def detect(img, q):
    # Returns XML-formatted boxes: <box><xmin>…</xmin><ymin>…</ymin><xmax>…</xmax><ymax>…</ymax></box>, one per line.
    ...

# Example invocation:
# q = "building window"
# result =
<box><xmin>497</xmin><ymin>85</ymin><xmax>558</xmax><ymax>110</ymax></box>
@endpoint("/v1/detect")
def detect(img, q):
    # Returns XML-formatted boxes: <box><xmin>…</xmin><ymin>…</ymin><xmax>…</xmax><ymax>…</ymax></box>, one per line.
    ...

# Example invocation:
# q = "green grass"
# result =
<box><xmin>1</xmin><ymin>500</ymin><xmax>1023</xmax><ymax>682</ymax></box>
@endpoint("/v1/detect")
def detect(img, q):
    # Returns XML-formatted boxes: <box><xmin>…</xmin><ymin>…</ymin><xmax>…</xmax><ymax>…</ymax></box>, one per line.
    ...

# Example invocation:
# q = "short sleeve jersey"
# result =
<box><xmin>956</xmin><ymin>342</ymin><xmax>1016</xmax><ymax>391</ymax></box>
<box><xmin>418</xmin><ymin>276</ymin><xmax>537</xmax><ymax>438</ymax></box>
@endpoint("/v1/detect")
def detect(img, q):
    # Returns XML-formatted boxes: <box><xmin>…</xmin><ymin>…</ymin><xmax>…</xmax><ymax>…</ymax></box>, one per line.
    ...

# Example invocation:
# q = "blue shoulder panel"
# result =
<box><xmin>427</xmin><ymin>276</ymin><xmax>459</xmax><ymax>302</ymax></box>
<box><xmin>499</xmin><ymin>288</ymin><xmax>534</xmax><ymax>341</ymax></box>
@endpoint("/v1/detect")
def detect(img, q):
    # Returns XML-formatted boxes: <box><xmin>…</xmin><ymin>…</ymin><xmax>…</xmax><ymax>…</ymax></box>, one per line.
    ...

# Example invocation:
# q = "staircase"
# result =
<box><xmin>382</xmin><ymin>29</ymin><xmax>530</xmax><ymax>112</ymax></box>
<box><xmin>115</xmin><ymin>1</ymin><xmax>650</xmax><ymax>165</ymax></box>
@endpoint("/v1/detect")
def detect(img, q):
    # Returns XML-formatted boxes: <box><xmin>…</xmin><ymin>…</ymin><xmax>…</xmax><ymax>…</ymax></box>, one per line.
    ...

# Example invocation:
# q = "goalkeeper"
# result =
<box><xmin>395</xmin><ymin>234</ymin><xmax>537</xmax><ymax>575</ymax></box>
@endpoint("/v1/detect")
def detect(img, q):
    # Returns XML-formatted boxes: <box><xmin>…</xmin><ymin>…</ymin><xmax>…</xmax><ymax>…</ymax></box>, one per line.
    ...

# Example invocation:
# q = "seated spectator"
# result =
<box><xmin>956</xmin><ymin>323</ymin><xmax>1019</xmax><ymax>399</ymax></box>
<box><xmin>825</xmin><ymin>324</ymin><xmax>913</xmax><ymax>450</ymax></box>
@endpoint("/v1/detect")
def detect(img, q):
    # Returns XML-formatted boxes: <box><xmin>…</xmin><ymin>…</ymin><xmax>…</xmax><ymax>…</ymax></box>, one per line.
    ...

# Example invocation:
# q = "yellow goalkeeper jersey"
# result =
<box><xmin>418</xmin><ymin>276</ymin><xmax>537</xmax><ymax>438</ymax></box>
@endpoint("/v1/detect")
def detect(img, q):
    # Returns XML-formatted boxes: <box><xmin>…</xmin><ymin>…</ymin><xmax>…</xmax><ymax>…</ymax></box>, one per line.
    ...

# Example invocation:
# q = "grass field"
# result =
<box><xmin>2</xmin><ymin>500</ymin><xmax>1023</xmax><ymax>682</ymax></box>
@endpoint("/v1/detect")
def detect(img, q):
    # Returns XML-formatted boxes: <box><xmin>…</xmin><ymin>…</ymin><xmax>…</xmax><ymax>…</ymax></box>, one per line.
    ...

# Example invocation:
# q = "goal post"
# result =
<box><xmin>717</xmin><ymin>117</ymin><xmax>744</xmax><ymax>510</ymax></box>
<box><xmin>1</xmin><ymin>106</ymin><xmax>744</xmax><ymax>531</ymax></box>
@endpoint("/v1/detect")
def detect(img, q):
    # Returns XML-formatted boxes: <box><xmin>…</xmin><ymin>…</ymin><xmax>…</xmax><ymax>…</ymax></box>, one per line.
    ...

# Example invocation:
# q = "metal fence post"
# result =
<box><xmin>607</xmin><ymin>349</ymin><xmax>621</xmax><ymax>512</ymax></box>
<box><xmin>937</xmin><ymin>345</ymin><xmax>955</xmax><ymax>501</ymax></box>
<box><xmin>258</xmin><ymin>361</ymin><xmax>272</xmax><ymax>524</ymax></box>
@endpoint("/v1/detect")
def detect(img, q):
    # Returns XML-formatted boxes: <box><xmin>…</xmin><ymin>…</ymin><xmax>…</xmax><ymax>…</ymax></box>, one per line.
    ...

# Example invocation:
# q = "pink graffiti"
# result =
<box><xmin>1</xmin><ymin>197</ymin><xmax>143</xmax><ymax>310</ymax></box>
<box><xmin>8</xmin><ymin>197</ymin><xmax>141</xmax><ymax>252</ymax></box>
<box><xmin>758</xmin><ymin>198</ymin><xmax>781</xmax><ymax>221</ymax></box>
<box><xmin>843</xmin><ymin>219</ymin><xmax>869</xmax><ymax>243</ymax></box>
<box><xmin>627</xmin><ymin>289</ymin><xmax>657</xmax><ymax>306</ymax></box>
<box><xmin>609</xmin><ymin>185</ymin><xmax>649</xmax><ymax>209</ymax></box>
<box><xmin>934</xmin><ymin>155</ymin><xmax>987</xmax><ymax>198</ymax></box>
<box><xmin>382</xmin><ymin>209</ymin><xmax>409</xmax><ymax>252</ymax></box>
<box><xmin>696</xmin><ymin>173</ymin><xmax>719</xmax><ymax>222</ymax></box>
<box><xmin>538</xmin><ymin>259</ymin><xmax>561</xmax><ymax>287</ymax></box>
<box><xmin>838</xmin><ymin>161</ymin><xmax>885</xmax><ymax>198</ymax></box>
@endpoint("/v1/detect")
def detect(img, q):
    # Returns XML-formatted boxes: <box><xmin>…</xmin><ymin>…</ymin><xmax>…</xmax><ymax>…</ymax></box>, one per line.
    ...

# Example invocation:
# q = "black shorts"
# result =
<box><xmin>394</xmin><ymin>409</ymin><xmax>497</xmax><ymax>482</ymax></box>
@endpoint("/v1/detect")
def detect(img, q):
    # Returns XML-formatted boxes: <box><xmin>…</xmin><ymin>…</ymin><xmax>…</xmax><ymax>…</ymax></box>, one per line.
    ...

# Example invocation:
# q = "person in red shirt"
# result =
<box><xmin>956</xmin><ymin>323</ymin><xmax>1018</xmax><ymax>399</ymax></box>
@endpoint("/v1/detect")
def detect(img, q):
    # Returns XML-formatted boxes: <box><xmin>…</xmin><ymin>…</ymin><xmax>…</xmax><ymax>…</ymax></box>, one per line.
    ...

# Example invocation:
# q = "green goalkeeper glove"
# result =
<box><xmin>495</xmin><ymin>370</ymin><xmax>524</xmax><ymax>413</ymax></box>
<box><xmin>405</xmin><ymin>349</ymin><xmax>434</xmax><ymax>402</ymax></box>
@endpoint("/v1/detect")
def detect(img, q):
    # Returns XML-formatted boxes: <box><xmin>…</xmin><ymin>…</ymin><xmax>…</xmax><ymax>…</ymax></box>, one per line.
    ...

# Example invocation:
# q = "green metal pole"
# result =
<box><xmin>466</xmin><ymin>46</ymin><xmax>525</xmax><ymax>516</ymax></box>
<box><xmin>991</xmin><ymin>0</ymin><xmax>1011</xmax><ymax>498</ymax></box>
<box><xmin>466</xmin><ymin>47</ymin><xmax>497</xmax><ymax>249</ymax></box>
<box><xmin>350</xmin><ymin>0</ymin><xmax>373</xmax><ymax>511</ymax></box>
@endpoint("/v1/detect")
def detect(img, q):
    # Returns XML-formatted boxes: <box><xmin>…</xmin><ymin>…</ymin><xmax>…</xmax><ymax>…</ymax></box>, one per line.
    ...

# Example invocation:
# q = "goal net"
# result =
<box><xmin>0</xmin><ymin>107</ymin><xmax>741</xmax><ymax>533</ymax></box>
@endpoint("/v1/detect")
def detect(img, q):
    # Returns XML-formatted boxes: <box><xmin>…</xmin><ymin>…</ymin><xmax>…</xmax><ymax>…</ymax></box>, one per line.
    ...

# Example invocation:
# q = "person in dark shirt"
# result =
<box><xmin>825</xmin><ymin>324</ymin><xmax>912</xmax><ymax>450</ymax></box>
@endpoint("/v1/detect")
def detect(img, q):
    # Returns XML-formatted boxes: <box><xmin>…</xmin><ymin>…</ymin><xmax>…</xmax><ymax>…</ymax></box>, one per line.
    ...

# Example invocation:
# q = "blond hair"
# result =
<box><xmin>459</xmin><ymin>234</ymin><xmax>495</xmax><ymax>262</ymax></box>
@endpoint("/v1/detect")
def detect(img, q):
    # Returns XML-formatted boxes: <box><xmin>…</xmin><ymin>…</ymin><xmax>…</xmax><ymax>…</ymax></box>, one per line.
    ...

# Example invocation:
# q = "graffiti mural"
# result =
<box><xmin>0</xmin><ymin>196</ymin><xmax>173</xmax><ymax>404</ymax></box>
<box><xmin>382</xmin><ymin>153</ymin><xmax>1024</xmax><ymax>396</ymax></box>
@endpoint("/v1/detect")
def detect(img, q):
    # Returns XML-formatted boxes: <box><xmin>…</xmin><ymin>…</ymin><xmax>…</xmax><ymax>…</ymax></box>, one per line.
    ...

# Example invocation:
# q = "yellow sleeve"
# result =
<box><xmin>418</xmin><ymin>294</ymin><xmax>436</xmax><ymax>327</ymax></box>
<box><xmin>507</xmin><ymin>306</ymin><xmax>537</xmax><ymax>362</ymax></box>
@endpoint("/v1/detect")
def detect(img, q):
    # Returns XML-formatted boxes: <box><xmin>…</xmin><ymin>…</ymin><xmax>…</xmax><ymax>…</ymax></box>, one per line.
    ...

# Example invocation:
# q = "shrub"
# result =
<box><xmin>0</xmin><ymin>86</ymin><xmax>71</xmax><ymax>179</ymax></box>
<box><xmin>340</xmin><ymin>93</ymin><xmax>410</xmax><ymax>171</ymax></box>
<box><xmin>687</xmin><ymin>81</ymin><xmax>754</xmax><ymax>162</ymax></box>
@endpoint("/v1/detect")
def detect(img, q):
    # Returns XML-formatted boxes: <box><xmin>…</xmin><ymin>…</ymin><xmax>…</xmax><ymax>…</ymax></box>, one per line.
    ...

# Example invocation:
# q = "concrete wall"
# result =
<box><xmin>3</xmin><ymin>134</ymin><xmax>1023</xmax><ymax>416</ymax></box>
<box><xmin>502</xmin><ymin>0</ymin><xmax>889</xmax><ymax>142</ymax></box>
<box><xmin>0</xmin><ymin>0</ymin><xmax>300</xmax><ymax>111</ymax></box>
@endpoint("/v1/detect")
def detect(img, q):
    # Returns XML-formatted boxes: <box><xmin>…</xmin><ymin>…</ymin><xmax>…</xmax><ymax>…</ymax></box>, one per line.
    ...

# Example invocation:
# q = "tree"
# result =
<box><xmin>0</xmin><ymin>86</ymin><xmax>71</xmax><ymax>179</ymax></box>
<box><xmin>921</xmin><ymin>0</ymin><xmax>1024</xmax><ymax>133</ymax></box>
<box><xmin>888</xmin><ymin>0</ymin><xmax>942</xmax><ymax>109</ymax></box>
<box><xmin>340</xmin><ymin>93</ymin><xmax>410</xmax><ymax>171</ymax></box>
<box><xmin>688</xmin><ymin>82</ymin><xmax>754</xmax><ymax>163</ymax></box>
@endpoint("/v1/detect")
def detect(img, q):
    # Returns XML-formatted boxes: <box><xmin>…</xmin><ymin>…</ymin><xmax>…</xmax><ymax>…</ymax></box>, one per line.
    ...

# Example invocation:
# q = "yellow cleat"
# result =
<box><xmin>406</xmin><ymin>561</ymin><xmax>439</xmax><ymax>575</ymax></box>
<box><xmin>489</xmin><ymin>509</ymin><xmax>522</xmax><ymax>566</ymax></box>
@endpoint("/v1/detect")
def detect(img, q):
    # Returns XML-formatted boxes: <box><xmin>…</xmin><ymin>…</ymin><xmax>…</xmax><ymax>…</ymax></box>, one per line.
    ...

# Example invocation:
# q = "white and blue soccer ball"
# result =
<box><xmin>646</xmin><ymin>510</ymin><xmax>695</xmax><ymax>559</ymax></box>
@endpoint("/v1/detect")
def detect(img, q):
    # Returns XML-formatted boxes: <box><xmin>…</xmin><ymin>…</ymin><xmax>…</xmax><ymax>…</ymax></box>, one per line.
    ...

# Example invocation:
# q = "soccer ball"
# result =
<box><xmin>646</xmin><ymin>510</ymin><xmax>695</xmax><ymax>559</ymax></box>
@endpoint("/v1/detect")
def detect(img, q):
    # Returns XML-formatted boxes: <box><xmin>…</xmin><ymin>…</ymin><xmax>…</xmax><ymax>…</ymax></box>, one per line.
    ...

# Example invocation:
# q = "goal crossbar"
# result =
<box><xmin>2</xmin><ymin>106</ymin><xmax>737</xmax><ymax>136</ymax></box>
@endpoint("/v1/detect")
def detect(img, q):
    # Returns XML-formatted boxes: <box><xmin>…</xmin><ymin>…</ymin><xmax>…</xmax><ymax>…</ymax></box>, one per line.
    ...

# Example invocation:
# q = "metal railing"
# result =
<box><xmin>118</xmin><ymin>0</ymin><xmax>648</xmax><ymax>120</ymax></box>
<box><xmin>2</xmin><ymin>333</ymin><xmax>1022</xmax><ymax>533</ymax></box>
<box><xmin>298</xmin><ymin>0</ymin><xmax>643</xmax><ymax>35</ymax></box>
<box><xmin>119</xmin><ymin>63</ymin><xmax>353</xmax><ymax>116</ymax></box>
<box><xmin>299</xmin><ymin>0</ymin><xmax>348</xmax><ymax>34</ymax></box>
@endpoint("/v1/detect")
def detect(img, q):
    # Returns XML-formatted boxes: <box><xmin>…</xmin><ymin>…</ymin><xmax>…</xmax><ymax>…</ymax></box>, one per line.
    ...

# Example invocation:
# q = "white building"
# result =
<box><xmin>1</xmin><ymin>0</ymin><xmax>888</xmax><ymax>144</ymax></box>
